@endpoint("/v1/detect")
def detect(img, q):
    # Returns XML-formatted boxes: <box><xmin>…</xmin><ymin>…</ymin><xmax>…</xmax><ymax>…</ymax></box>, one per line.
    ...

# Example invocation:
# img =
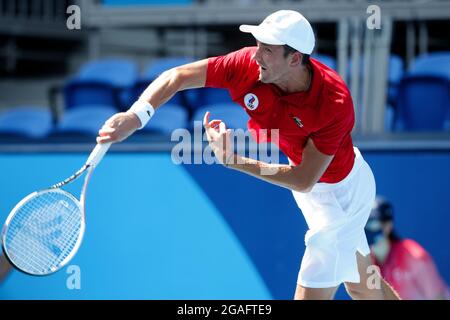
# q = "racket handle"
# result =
<box><xmin>86</xmin><ymin>142</ymin><xmax>112</xmax><ymax>167</ymax></box>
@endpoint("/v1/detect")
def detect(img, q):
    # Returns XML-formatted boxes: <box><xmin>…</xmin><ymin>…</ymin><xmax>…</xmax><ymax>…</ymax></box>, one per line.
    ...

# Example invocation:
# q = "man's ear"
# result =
<box><xmin>289</xmin><ymin>52</ymin><xmax>302</xmax><ymax>67</ymax></box>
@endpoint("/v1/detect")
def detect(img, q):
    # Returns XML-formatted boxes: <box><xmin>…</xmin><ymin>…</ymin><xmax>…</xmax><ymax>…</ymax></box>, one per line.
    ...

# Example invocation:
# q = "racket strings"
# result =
<box><xmin>4</xmin><ymin>190</ymin><xmax>83</xmax><ymax>274</ymax></box>
<box><xmin>7</xmin><ymin>194</ymin><xmax>79</xmax><ymax>272</ymax></box>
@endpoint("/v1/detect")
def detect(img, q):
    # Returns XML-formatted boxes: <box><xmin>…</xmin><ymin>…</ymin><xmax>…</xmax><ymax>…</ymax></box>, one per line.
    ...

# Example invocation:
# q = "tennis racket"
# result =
<box><xmin>1</xmin><ymin>142</ymin><xmax>111</xmax><ymax>276</ymax></box>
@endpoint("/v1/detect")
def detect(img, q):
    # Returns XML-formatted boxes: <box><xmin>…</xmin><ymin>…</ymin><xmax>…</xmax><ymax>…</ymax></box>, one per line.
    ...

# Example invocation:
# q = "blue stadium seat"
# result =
<box><xmin>76</xmin><ymin>59</ymin><xmax>137</xmax><ymax>87</ymax></box>
<box><xmin>64</xmin><ymin>58</ymin><xmax>138</xmax><ymax>111</ymax></box>
<box><xmin>197</xmin><ymin>88</ymin><xmax>233</xmax><ymax>106</ymax></box>
<box><xmin>385</xmin><ymin>103</ymin><xmax>395</xmax><ymax>132</ymax></box>
<box><xmin>55</xmin><ymin>105</ymin><xmax>117</xmax><ymax>137</ymax></box>
<box><xmin>389</xmin><ymin>55</ymin><xmax>404</xmax><ymax>84</ymax></box>
<box><xmin>395</xmin><ymin>75</ymin><xmax>450</xmax><ymax>131</ymax></box>
<box><xmin>0</xmin><ymin>107</ymin><xmax>52</xmax><ymax>139</ymax></box>
<box><xmin>409</xmin><ymin>52</ymin><xmax>450</xmax><ymax>78</ymax></box>
<box><xmin>141</xmin><ymin>104</ymin><xmax>188</xmax><ymax>134</ymax></box>
<box><xmin>345</xmin><ymin>55</ymin><xmax>405</xmax><ymax>131</ymax></box>
<box><xmin>312</xmin><ymin>54</ymin><xmax>336</xmax><ymax>70</ymax></box>
<box><xmin>394</xmin><ymin>52</ymin><xmax>450</xmax><ymax>131</ymax></box>
<box><xmin>143</xmin><ymin>57</ymin><xmax>193</xmax><ymax>80</ymax></box>
<box><xmin>64</xmin><ymin>81</ymin><xmax>120</xmax><ymax>110</ymax></box>
<box><xmin>186</xmin><ymin>88</ymin><xmax>233</xmax><ymax>112</ymax></box>
<box><xmin>387</xmin><ymin>55</ymin><xmax>404</xmax><ymax>106</ymax></box>
<box><xmin>192</xmin><ymin>103</ymin><xmax>249</xmax><ymax>130</ymax></box>
<box><xmin>346</xmin><ymin>55</ymin><xmax>404</xmax><ymax>83</ymax></box>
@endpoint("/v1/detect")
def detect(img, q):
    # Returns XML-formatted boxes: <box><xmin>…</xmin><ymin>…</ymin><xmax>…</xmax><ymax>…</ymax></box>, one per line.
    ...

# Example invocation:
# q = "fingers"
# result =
<box><xmin>203</xmin><ymin>111</ymin><xmax>230</xmax><ymax>136</ymax></box>
<box><xmin>96</xmin><ymin>123</ymin><xmax>113</xmax><ymax>141</ymax></box>
<box><xmin>219</xmin><ymin>121</ymin><xmax>227</xmax><ymax>134</ymax></box>
<box><xmin>209</xmin><ymin>120</ymin><xmax>221</xmax><ymax>130</ymax></box>
<box><xmin>96</xmin><ymin>112</ymin><xmax>135</xmax><ymax>144</ymax></box>
<box><xmin>203</xmin><ymin>112</ymin><xmax>223</xmax><ymax>130</ymax></box>
<box><xmin>203</xmin><ymin>111</ymin><xmax>210</xmax><ymax>129</ymax></box>
<box><xmin>96</xmin><ymin>135</ymin><xmax>113</xmax><ymax>144</ymax></box>
<box><xmin>99</xmin><ymin>127</ymin><xmax>115</xmax><ymax>135</ymax></box>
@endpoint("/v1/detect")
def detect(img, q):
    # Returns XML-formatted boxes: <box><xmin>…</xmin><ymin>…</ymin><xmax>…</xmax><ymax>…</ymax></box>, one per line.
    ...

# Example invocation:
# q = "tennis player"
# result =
<box><xmin>97</xmin><ymin>10</ymin><xmax>400</xmax><ymax>300</ymax></box>
<box><xmin>366</xmin><ymin>197</ymin><xmax>450</xmax><ymax>300</ymax></box>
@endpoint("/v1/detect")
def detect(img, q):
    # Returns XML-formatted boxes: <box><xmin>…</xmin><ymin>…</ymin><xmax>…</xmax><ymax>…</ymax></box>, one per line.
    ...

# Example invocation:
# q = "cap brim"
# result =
<box><xmin>239</xmin><ymin>24</ymin><xmax>285</xmax><ymax>46</ymax></box>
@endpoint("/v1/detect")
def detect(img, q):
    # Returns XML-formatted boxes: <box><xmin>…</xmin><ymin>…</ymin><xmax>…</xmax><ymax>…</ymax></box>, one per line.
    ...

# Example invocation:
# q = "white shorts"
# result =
<box><xmin>292</xmin><ymin>147</ymin><xmax>376</xmax><ymax>288</ymax></box>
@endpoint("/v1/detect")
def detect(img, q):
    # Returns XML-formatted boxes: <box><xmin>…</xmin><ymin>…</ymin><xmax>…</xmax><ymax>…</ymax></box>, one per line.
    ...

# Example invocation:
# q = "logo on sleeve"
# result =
<box><xmin>244</xmin><ymin>93</ymin><xmax>259</xmax><ymax>111</ymax></box>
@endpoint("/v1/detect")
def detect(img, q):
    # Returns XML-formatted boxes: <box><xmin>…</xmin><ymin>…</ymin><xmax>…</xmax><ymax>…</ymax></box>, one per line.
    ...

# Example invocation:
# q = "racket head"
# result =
<box><xmin>1</xmin><ymin>189</ymin><xmax>86</xmax><ymax>276</ymax></box>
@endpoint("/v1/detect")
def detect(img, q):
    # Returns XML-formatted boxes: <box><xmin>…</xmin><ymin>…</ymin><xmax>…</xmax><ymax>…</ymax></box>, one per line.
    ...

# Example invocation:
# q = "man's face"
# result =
<box><xmin>252</xmin><ymin>41</ymin><xmax>293</xmax><ymax>84</ymax></box>
<box><xmin>365</xmin><ymin>218</ymin><xmax>391</xmax><ymax>260</ymax></box>
<box><xmin>365</xmin><ymin>219</ymin><xmax>385</xmax><ymax>247</ymax></box>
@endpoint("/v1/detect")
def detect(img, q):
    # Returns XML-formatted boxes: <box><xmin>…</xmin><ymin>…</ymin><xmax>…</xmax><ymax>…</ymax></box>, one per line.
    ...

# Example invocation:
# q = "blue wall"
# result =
<box><xmin>0</xmin><ymin>150</ymin><xmax>449</xmax><ymax>299</ymax></box>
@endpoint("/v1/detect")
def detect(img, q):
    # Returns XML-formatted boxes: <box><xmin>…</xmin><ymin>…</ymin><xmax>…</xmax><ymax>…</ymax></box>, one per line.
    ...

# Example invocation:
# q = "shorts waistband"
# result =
<box><xmin>310</xmin><ymin>147</ymin><xmax>364</xmax><ymax>193</ymax></box>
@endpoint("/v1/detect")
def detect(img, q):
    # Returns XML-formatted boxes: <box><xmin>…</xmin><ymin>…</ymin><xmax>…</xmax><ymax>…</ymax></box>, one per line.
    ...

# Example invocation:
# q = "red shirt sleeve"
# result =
<box><xmin>310</xmin><ymin>88</ymin><xmax>355</xmax><ymax>155</ymax></box>
<box><xmin>205</xmin><ymin>47</ymin><xmax>258</xmax><ymax>93</ymax></box>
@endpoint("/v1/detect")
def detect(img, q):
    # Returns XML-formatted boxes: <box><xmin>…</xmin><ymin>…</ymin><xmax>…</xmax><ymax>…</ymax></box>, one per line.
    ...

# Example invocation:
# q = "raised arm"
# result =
<box><xmin>203</xmin><ymin>112</ymin><xmax>334</xmax><ymax>193</ymax></box>
<box><xmin>228</xmin><ymin>137</ymin><xmax>334</xmax><ymax>193</ymax></box>
<box><xmin>97</xmin><ymin>59</ymin><xmax>208</xmax><ymax>144</ymax></box>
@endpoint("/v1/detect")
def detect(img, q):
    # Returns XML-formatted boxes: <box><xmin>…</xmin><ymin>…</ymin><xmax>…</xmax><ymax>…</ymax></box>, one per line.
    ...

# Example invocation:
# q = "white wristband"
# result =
<box><xmin>129</xmin><ymin>100</ymin><xmax>155</xmax><ymax>129</ymax></box>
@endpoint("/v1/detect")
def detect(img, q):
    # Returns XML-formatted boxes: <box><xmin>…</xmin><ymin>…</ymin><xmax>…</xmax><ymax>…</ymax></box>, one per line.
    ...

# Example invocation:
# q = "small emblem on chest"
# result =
<box><xmin>244</xmin><ymin>93</ymin><xmax>259</xmax><ymax>110</ymax></box>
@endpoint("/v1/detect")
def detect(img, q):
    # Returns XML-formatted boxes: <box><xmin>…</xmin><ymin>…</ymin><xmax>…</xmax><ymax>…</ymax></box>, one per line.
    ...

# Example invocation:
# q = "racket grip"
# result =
<box><xmin>86</xmin><ymin>142</ymin><xmax>112</xmax><ymax>167</ymax></box>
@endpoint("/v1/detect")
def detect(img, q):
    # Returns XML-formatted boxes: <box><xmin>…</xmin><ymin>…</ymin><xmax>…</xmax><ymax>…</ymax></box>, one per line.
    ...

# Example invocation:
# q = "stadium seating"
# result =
<box><xmin>144</xmin><ymin>57</ymin><xmax>193</xmax><ymax>79</ymax></box>
<box><xmin>64</xmin><ymin>58</ymin><xmax>139</xmax><ymax>111</ymax></box>
<box><xmin>186</xmin><ymin>87</ymin><xmax>234</xmax><ymax>113</ymax></box>
<box><xmin>408</xmin><ymin>52</ymin><xmax>450</xmax><ymax>78</ymax></box>
<box><xmin>141</xmin><ymin>104</ymin><xmax>189</xmax><ymax>134</ymax></box>
<box><xmin>64</xmin><ymin>80</ymin><xmax>121</xmax><ymax>109</ymax></box>
<box><xmin>395</xmin><ymin>52</ymin><xmax>450</xmax><ymax>131</ymax></box>
<box><xmin>55</xmin><ymin>105</ymin><xmax>117</xmax><ymax>137</ymax></box>
<box><xmin>395</xmin><ymin>75</ymin><xmax>450</xmax><ymax>131</ymax></box>
<box><xmin>385</xmin><ymin>103</ymin><xmax>395</xmax><ymax>132</ymax></box>
<box><xmin>0</xmin><ymin>106</ymin><xmax>53</xmax><ymax>139</ymax></box>
<box><xmin>346</xmin><ymin>54</ymin><xmax>404</xmax><ymax>92</ymax></box>
<box><xmin>194</xmin><ymin>87</ymin><xmax>232</xmax><ymax>107</ymax></box>
<box><xmin>387</xmin><ymin>55</ymin><xmax>405</xmax><ymax>106</ymax></box>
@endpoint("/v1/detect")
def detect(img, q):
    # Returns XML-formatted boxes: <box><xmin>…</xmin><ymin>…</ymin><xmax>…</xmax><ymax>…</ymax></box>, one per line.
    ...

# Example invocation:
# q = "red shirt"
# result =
<box><xmin>374</xmin><ymin>239</ymin><xmax>450</xmax><ymax>300</ymax></box>
<box><xmin>206</xmin><ymin>47</ymin><xmax>355</xmax><ymax>183</ymax></box>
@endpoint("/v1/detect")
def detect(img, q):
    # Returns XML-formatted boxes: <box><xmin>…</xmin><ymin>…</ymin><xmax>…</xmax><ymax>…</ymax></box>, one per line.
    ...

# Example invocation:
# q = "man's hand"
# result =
<box><xmin>203</xmin><ymin>111</ymin><xmax>234</xmax><ymax>166</ymax></box>
<box><xmin>97</xmin><ymin>111</ymin><xmax>141</xmax><ymax>144</ymax></box>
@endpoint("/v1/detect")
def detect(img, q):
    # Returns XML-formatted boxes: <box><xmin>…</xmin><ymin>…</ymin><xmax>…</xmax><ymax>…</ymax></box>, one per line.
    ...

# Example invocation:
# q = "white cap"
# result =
<box><xmin>239</xmin><ymin>10</ymin><xmax>315</xmax><ymax>55</ymax></box>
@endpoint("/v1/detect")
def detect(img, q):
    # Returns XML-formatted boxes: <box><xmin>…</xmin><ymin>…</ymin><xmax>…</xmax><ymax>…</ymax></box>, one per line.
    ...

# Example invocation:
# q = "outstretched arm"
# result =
<box><xmin>97</xmin><ymin>59</ymin><xmax>208</xmax><ymax>144</ymax></box>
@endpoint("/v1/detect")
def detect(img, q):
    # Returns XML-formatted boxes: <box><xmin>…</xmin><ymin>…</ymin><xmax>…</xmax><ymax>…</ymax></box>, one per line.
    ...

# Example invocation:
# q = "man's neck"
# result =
<box><xmin>275</xmin><ymin>64</ymin><xmax>312</xmax><ymax>94</ymax></box>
